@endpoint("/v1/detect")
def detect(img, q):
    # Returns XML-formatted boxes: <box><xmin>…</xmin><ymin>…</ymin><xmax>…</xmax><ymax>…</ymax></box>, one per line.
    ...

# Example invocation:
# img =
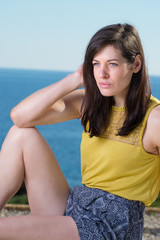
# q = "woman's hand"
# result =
<box><xmin>72</xmin><ymin>65</ymin><xmax>84</xmax><ymax>89</ymax></box>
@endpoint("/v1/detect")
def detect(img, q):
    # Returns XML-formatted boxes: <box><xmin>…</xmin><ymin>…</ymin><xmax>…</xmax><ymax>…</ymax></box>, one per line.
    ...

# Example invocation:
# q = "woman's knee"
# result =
<box><xmin>7</xmin><ymin>125</ymin><xmax>38</xmax><ymax>144</ymax></box>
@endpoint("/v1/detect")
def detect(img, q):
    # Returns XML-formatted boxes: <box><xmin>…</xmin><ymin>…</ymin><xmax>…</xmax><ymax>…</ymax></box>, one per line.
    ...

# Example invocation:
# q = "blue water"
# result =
<box><xmin>0</xmin><ymin>68</ymin><xmax>160</xmax><ymax>187</ymax></box>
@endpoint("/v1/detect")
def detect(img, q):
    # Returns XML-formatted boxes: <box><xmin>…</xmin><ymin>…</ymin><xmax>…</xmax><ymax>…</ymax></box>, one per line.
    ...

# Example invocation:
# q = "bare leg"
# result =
<box><xmin>0</xmin><ymin>125</ymin><xmax>80</xmax><ymax>239</ymax></box>
<box><xmin>0</xmin><ymin>215</ymin><xmax>80</xmax><ymax>240</ymax></box>
<box><xmin>0</xmin><ymin>125</ymin><xmax>69</xmax><ymax>215</ymax></box>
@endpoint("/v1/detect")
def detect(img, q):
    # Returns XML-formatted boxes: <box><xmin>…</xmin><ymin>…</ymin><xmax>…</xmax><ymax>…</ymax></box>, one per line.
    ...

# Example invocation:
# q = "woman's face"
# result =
<box><xmin>92</xmin><ymin>45</ymin><xmax>135</xmax><ymax>107</ymax></box>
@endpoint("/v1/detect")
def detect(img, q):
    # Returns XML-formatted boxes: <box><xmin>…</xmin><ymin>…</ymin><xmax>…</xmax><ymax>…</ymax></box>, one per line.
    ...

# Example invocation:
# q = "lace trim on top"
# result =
<box><xmin>101</xmin><ymin>106</ymin><xmax>143</xmax><ymax>146</ymax></box>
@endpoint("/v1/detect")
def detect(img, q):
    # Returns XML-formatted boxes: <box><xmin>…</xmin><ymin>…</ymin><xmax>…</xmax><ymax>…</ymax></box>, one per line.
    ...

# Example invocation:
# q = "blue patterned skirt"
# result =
<box><xmin>65</xmin><ymin>185</ymin><xmax>145</xmax><ymax>240</ymax></box>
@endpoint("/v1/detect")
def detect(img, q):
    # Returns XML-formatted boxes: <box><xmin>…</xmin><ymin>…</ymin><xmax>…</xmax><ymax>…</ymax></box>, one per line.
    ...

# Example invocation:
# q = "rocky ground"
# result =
<box><xmin>0</xmin><ymin>205</ymin><xmax>160</xmax><ymax>239</ymax></box>
<box><xmin>143</xmin><ymin>208</ymin><xmax>160</xmax><ymax>240</ymax></box>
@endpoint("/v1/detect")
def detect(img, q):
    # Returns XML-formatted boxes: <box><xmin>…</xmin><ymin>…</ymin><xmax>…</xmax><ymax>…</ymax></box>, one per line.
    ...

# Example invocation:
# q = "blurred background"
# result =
<box><xmin>1</xmin><ymin>0</ymin><xmax>160</xmax><ymax>75</ymax></box>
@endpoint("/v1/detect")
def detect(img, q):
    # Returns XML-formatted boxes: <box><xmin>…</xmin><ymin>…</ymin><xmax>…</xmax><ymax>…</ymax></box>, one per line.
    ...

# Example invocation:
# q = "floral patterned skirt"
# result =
<box><xmin>65</xmin><ymin>185</ymin><xmax>145</xmax><ymax>240</ymax></box>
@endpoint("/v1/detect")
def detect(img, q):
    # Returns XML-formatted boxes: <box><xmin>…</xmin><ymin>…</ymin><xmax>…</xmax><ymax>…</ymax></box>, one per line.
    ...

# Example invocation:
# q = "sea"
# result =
<box><xmin>0</xmin><ymin>68</ymin><xmax>160</xmax><ymax>187</ymax></box>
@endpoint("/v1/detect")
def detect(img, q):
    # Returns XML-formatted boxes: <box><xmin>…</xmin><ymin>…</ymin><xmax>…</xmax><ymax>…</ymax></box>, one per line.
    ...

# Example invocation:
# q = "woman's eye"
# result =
<box><xmin>92</xmin><ymin>62</ymin><xmax>99</xmax><ymax>66</ymax></box>
<box><xmin>109</xmin><ymin>63</ymin><xmax>118</xmax><ymax>66</ymax></box>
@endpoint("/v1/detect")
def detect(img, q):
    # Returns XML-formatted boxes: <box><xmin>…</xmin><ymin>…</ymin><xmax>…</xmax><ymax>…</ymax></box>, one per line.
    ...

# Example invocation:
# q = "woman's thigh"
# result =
<box><xmin>0</xmin><ymin>215</ymin><xmax>80</xmax><ymax>240</ymax></box>
<box><xmin>0</xmin><ymin>126</ymin><xmax>70</xmax><ymax>215</ymax></box>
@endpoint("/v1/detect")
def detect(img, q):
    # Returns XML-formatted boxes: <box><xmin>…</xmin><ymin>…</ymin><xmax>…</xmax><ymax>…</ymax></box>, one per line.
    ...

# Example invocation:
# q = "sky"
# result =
<box><xmin>0</xmin><ymin>0</ymin><xmax>160</xmax><ymax>75</ymax></box>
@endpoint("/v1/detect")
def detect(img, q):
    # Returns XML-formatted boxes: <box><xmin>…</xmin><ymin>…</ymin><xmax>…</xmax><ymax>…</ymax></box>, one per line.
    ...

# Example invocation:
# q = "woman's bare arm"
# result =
<box><xmin>151</xmin><ymin>106</ymin><xmax>160</xmax><ymax>154</ymax></box>
<box><xmin>10</xmin><ymin>66</ymin><xmax>84</xmax><ymax>127</ymax></box>
<box><xmin>143</xmin><ymin>105</ymin><xmax>160</xmax><ymax>155</ymax></box>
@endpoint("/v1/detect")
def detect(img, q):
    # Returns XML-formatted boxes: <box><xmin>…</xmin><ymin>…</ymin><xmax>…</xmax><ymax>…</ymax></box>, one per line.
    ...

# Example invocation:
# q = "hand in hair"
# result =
<box><xmin>73</xmin><ymin>64</ymin><xmax>84</xmax><ymax>89</ymax></box>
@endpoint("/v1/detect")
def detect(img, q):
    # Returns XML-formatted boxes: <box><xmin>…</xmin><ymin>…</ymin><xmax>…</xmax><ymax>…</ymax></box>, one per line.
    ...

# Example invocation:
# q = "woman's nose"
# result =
<box><xmin>99</xmin><ymin>66</ymin><xmax>109</xmax><ymax>78</ymax></box>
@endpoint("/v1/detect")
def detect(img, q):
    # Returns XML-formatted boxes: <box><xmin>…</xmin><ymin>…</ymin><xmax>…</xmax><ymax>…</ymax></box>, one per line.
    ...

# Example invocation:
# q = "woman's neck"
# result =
<box><xmin>114</xmin><ymin>96</ymin><xmax>126</xmax><ymax>107</ymax></box>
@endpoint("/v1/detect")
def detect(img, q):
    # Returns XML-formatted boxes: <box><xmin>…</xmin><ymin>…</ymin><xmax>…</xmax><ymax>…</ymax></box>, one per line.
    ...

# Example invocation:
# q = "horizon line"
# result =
<box><xmin>0</xmin><ymin>67</ymin><xmax>74</xmax><ymax>73</ymax></box>
<box><xmin>0</xmin><ymin>67</ymin><xmax>160</xmax><ymax>77</ymax></box>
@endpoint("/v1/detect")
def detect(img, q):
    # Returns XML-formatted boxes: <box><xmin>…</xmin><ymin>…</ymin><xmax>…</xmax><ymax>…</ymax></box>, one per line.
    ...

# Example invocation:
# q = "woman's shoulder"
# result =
<box><xmin>145</xmin><ymin>96</ymin><xmax>160</xmax><ymax>125</ymax></box>
<box><xmin>148</xmin><ymin>95</ymin><xmax>160</xmax><ymax>108</ymax></box>
<box><xmin>148</xmin><ymin>94</ymin><xmax>160</xmax><ymax>118</ymax></box>
<box><xmin>146</xmin><ymin>104</ymin><xmax>160</xmax><ymax>153</ymax></box>
<box><xmin>148</xmin><ymin>104</ymin><xmax>160</xmax><ymax>124</ymax></box>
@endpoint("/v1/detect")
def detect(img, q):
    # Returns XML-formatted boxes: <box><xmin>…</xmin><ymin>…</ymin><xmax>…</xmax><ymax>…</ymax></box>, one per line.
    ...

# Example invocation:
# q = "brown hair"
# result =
<box><xmin>81</xmin><ymin>23</ymin><xmax>151</xmax><ymax>137</ymax></box>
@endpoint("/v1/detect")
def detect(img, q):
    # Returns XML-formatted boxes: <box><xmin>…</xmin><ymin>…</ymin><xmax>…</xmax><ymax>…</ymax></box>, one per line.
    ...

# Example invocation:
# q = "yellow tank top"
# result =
<box><xmin>81</xmin><ymin>96</ymin><xmax>160</xmax><ymax>206</ymax></box>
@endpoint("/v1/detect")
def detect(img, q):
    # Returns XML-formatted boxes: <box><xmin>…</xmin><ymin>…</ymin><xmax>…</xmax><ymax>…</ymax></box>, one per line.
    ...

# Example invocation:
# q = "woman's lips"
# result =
<box><xmin>99</xmin><ymin>82</ymin><xmax>112</xmax><ymax>88</ymax></box>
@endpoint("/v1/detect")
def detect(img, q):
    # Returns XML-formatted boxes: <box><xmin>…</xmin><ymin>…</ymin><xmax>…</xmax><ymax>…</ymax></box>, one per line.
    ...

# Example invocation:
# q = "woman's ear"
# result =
<box><xmin>133</xmin><ymin>54</ymin><xmax>142</xmax><ymax>73</ymax></box>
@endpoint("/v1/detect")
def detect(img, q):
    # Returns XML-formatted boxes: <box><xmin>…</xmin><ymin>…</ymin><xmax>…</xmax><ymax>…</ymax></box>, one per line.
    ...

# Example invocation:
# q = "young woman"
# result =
<box><xmin>0</xmin><ymin>23</ymin><xmax>160</xmax><ymax>240</ymax></box>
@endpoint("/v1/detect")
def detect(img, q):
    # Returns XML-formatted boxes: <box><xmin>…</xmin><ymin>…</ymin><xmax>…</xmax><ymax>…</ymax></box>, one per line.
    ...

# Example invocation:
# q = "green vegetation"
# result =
<box><xmin>7</xmin><ymin>181</ymin><xmax>28</xmax><ymax>205</ymax></box>
<box><xmin>8</xmin><ymin>194</ymin><xmax>28</xmax><ymax>204</ymax></box>
<box><xmin>151</xmin><ymin>194</ymin><xmax>160</xmax><ymax>208</ymax></box>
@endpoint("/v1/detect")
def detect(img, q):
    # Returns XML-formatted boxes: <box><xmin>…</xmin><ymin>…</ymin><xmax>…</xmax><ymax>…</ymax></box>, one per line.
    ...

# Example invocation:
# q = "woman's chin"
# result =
<box><xmin>99</xmin><ymin>90</ymin><xmax>113</xmax><ymax>97</ymax></box>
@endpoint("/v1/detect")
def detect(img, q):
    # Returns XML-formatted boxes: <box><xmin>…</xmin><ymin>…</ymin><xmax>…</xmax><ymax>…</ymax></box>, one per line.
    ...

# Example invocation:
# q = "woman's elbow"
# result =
<box><xmin>10</xmin><ymin>108</ymin><xmax>27</xmax><ymax>128</ymax></box>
